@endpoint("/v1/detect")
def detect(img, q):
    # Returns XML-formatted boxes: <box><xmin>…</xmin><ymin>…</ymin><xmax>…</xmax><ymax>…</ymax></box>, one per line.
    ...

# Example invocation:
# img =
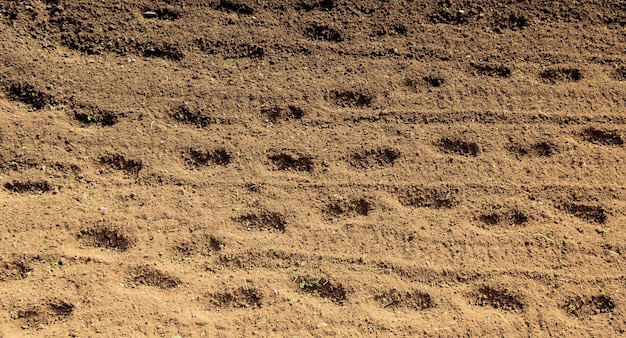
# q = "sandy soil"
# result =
<box><xmin>0</xmin><ymin>0</ymin><xmax>625</xmax><ymax>336</ymax></box>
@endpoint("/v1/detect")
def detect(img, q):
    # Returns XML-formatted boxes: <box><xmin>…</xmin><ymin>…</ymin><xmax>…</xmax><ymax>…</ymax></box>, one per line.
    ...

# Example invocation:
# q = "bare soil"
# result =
<box><xmin>0</xmin><ymin>0</ymin><xmax>625</xmax><ymax>336</ymax></box>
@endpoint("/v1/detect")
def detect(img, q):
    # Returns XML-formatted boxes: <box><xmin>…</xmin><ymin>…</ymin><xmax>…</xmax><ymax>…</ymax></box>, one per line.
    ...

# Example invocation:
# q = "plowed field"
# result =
<box><xmin>0</xmin><ymin>0</ymin><xmax>625</xmax><ymax>336</ymax></box>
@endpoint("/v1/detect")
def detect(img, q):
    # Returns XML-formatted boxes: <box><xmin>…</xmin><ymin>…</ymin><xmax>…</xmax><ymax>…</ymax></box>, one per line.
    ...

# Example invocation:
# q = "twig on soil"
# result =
<box><xmin>533</xmin><ymin>233</ymin><xmax>554</xmax><ymax>242</ymax></box>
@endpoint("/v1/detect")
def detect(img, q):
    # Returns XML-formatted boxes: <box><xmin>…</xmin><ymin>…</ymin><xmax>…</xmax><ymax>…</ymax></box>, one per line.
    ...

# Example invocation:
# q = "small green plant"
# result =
<box><xmin>299</xmin><ymin>279</ymin><xmax>319</xmax><ymax>290</ymax></box>
<box><xmin>49</xmin><ymin>260</ymin><xmax>61</xmax><ymax>271</ymax></box>
<box><xmin>236</xmin><ymin>151</ymin><xmax>252</xmax><ymax>160</ymax></box>
<box><xmin>568</xmin><ymin>303</ymin><xmax>577</xmax><ymax>312</ymax></box>
<box><xmin>566</xmin><ymin>297</ymin><xmax>579</xmax><ymax>314</ymax></box>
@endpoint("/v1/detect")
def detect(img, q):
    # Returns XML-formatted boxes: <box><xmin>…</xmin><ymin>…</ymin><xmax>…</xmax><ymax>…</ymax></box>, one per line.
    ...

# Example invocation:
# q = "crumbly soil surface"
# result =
<box><xmin>0</xmin><ymin>0</ymin><xmax>625</xmax><ymax>336</ymax></box>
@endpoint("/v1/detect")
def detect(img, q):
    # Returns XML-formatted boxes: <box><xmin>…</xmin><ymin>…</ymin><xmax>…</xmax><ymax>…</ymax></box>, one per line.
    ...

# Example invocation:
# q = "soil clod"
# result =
<box><xmin>438</xmin><ymin>138</ymin><xmax>480</xmax><ymax>156</ymax></box>
<box><xmin>295</xmin><ymin>276</ymin><xmax>347</xmax><ymax>304</ymax></box>
<box><xmin>78</xmin><ymin>225</ymin><xmax>136</xmax><ymax>251</ymax></box>
<box><xmin>185</xmin><ymin>148</ymin><xmax>232</xmax><ymax>168</ymax></box>
<box><xmin>268</xmin><ymin>152</ymin><xmax>314</xmax><ymax>172</ymax></box>
<box><xmin>582</xmin><ymin>128</ymin><xmax>623</xmax><ymax>146</ymax></box>
<box><xmin>471</xmin><ymin>63</ymin><xmax>511</xmax><ymax>77</ymax></box>
<box><xmin>540</xmin><ymin>67</ymin><xmax>582</xmax><ymax>83</ymax></box>
<box><xmin>4</xmin><ymin>180</ymin><xmax>52</xmax><ymax>194</ymax></box>
<box><xmin>563</xmin><ymin>204</ymin><xmax>607</xmax><ymax>224</ymax></box>
<box><xmin>236</xmin><ymin>212</ymin><xmax>287</xmax><ymax>232</ymax></box>
<box><xmin>473</xmin><ymin>286</ymin><xmax>524</xmax><ymax>312</ymax></box>
<box><xmin>305</xmin><ymin>24</ymin><xmax>343</xmax><ymax>42</ymax></box>
<box><xmin>128</xmin><ymin>266</ymin><xmax>180</xmax><ymax>289</ymax></box>
<box><xmin>349</xmin><ymin>147</ymin><xmax>400</xmax><ymax>170</ymax></box>
<box><xmin>326</xmin><ymin>197</ymin><xmax>373</xmax><ymax>218</ymax></box>
<box><xmin>329</xmin><ymin>90</ymin><xmax>374</xmax><ymax>107</ymax></box>
<box><xmin>99</xmin><ymin>155</ymin><xmax>143</xmax><ymax>175</ymax></box>
<box><xmin>399</xmin><ymin>186</ymin><xmax>460</xmax><ymax>209</ymax></box>
<box><xmin>209</xmin><ymin>287</ymin><xmax>263</xmax><ymax>308</ymax></box>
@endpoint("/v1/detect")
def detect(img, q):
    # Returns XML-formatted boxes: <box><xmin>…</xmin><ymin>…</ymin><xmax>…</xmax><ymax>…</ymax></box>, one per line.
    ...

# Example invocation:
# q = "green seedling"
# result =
<box><xmin>566</xmin><ymin>297</ymin><xmax>579</xmax><ymax>313</ymax></box>
<box><xmin>299</xmin><ymin>279</ymin><xmax>320</xmax><ymax>290</ymax></box>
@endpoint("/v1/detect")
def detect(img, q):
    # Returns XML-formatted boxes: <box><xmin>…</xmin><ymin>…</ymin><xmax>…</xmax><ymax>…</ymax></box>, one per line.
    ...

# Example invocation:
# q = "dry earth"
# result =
<box><xmin>0</xmin><ymin>0</ymin><xmax>625</xmax><ymax>336</ymax></box>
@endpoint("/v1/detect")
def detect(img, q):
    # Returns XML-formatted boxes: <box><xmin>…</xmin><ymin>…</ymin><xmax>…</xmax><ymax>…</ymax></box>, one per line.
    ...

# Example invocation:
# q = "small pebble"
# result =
<box><xmin>143</xmin><ymin>11</ymin><xmax>158</xmax><ymax>19</ymax></box>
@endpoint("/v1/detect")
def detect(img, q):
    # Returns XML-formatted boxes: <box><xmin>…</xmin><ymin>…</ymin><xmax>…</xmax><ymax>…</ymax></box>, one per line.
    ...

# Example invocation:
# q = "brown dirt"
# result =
<box><xmin>0</xmin><ymin>0</ymin><xmax>625</xmax><ymax>336</ymax></box>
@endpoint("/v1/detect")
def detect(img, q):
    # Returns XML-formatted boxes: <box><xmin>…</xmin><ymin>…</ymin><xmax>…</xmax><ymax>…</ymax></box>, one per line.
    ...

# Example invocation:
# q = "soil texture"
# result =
<box><xmin>0</xmin><ymin>0</ymin><xmax>626</xmax><ymax>336</ymax></box>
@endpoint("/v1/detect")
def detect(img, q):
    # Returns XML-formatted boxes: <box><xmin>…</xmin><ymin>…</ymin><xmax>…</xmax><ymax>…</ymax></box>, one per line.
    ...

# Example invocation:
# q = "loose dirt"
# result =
<box><xmin>0</xmin><ymin>0</ymin><xmax>625</xmax><ymax>336</ymax></box>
